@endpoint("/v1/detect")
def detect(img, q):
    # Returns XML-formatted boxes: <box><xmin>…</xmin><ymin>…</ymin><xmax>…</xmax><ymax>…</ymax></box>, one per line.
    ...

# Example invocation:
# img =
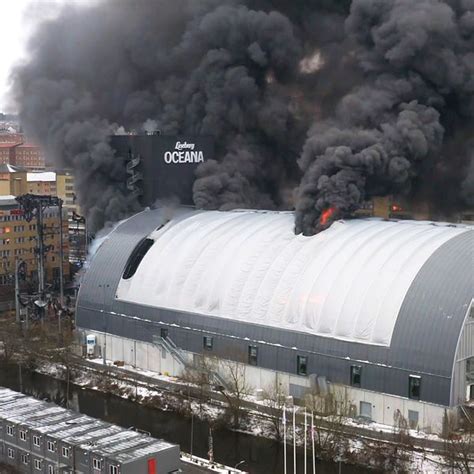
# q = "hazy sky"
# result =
<box><xmin>0</xmin><ymin>0</ymin><xmax>99</xmax><ymax>113</ymax></box>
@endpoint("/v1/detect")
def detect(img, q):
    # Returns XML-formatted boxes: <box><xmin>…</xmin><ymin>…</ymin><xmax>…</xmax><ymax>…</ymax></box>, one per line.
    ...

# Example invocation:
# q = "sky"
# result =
<box><xmin>0</xmin><ymin>0</ymin><xmax>100</xmax><ymax>113</ymax></box>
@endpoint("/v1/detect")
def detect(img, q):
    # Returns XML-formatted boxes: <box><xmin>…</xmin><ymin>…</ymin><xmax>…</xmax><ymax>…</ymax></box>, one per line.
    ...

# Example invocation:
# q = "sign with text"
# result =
<box><xmin>111</xmin><ymin>135</ymin><xmax>214</xmax><ymax>206</ymax></box>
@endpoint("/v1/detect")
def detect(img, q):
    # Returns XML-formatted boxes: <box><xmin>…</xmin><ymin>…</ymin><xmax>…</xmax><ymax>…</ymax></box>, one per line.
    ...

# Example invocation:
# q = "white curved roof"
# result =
<box><xmin>116</xmin><ymin>210</ymin><xmax>471</xmax><ymax>346</ymax></box>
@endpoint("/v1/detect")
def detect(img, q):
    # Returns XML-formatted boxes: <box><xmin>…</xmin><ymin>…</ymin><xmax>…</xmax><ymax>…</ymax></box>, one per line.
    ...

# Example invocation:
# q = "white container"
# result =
<box><xmin>86</xmin><ymin>334</ymin><xmax>96</xmax><ymax>356</ymax></box>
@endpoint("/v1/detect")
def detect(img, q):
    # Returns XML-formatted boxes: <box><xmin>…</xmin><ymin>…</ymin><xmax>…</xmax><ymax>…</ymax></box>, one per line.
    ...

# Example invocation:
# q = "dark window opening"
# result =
<box><xmin>248</xmin><ymin>346</ymin><xmax>258</xmax><ymax>366</ymax></box>
<box><xmin>122</xmin><ymin>238</ymin><xmax>154</xmax><ymax>279</ymax></box>
<box><xmin>203</xmin><ymin>336</ymin><xmax>213</xmax><ymax>350</ymax></box>
<box><xmin>297</xmin><ymin>355</ymin><xmax>308</xmax><ymax>376</ymax></box>
<box><xmin>160</xmin><ymin>328</ymin><xmax>168</xmax><ymax>339</ymax></box>
<box><xmin>350</xmin><ymin>365</ymin><xmax>361</xmax><ymax>387</ymax></box>
<box><xmin>409</xmin><ymin>376</ymin><xmax>421</xmax><ymax>400</ymax></box>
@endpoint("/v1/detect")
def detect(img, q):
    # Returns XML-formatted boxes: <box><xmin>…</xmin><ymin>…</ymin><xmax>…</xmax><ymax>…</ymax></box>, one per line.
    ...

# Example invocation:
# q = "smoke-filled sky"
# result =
<box><xmin>10</xmin><ymin>0</ymin><xmax>474</xmax><ymax>234</ymax></box>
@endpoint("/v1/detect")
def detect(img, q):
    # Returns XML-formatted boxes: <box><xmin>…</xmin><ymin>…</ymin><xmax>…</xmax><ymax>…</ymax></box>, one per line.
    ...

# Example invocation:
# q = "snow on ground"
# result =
<box><xmin>35</xmin><ymin>359</ymin><xmax>473</xmax><ymax>472</ymax></box>
<box><xmin>181</xmin><ymin>452</ymin><xmax>247</xmax><ymax>473</ymax></box>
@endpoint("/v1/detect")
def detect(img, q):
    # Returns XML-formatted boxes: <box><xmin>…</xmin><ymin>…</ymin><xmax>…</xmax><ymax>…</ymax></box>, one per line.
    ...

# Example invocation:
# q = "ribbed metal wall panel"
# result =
<box><xmin>76</xmin><ymin>209</ymin><xmax>474</xmax><ymax>406</ymax></box>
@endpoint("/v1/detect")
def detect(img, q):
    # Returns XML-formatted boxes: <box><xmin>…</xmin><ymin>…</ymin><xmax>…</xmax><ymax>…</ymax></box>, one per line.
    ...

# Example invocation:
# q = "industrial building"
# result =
<box><xmin>76</xmin><ymin>208</ymin><xmax>474</xmax><ymax>432</ymax></box>
<box><xmin>0</xmin><ymin>387</ymin><xmax>180</xmax><ymax>474</ymax></box>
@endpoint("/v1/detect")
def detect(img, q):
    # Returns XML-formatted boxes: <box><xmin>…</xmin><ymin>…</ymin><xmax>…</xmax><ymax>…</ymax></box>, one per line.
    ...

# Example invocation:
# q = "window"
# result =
<box><xmin>350</xmin><ymin>365</ymin><xmax>362</xmax><ymax>387</ymax></box>
<box><xmin>33</xmin><ymin>435</ymin><xmax>40</xmax><ymax>447</ymax></box>
<box><xmin>297</xmin><ymin>355</ymin><xmax>308</xmax><ymax>376</ymax></box>
<box><xmin>34</xmin><ymin>459</ymin><xmax>42</xmax><ymax>470</ymax></box>
<box><xmin>360</xmin><ymin>401</ymin><xmax>372</xmax><ymax>420</ymax></box>
<box><xmin>48</xmin><ymin>466</ymin><xmax>55</xmax><ymax>474</ymax></box>
<box><xmin>408</xmin><ymin>410</ymin><xmax>419</xmax><ymax>429</ymax></box>
<box><xmin>409</xmin><ymin>375</ymin><xmax>421</xmax><ymax>400</ymax></box>
<box><xmin>109</xmin><ymin>466</ymin><xmax>119</xmax><ymax>474</ymax></box>
<box><xmin>248</xmin><ymin>346</ymin><xmax>258</xmax><ymax>366</ymax></box>
<box><xmin>203</xmin><ymin>336</ymin><xmax>213</xmax><ymax>350</ymax></box>
<box><xmin>21</xmin><ymin>453</ymin><xmax>29</xmax><ymax>465</ymax></box>
<box><xmin>62</xmin><ymin>446</ymin><xmax>70</xmax><ymax>458</ymax></box>
<box><xmin>6</xmin><ymin>425</ymin><xmax>14</xmax><ymax>436</ymax></box>
<box><xmin>47</xmin><ymin>441</ymin><xmax>55</xmax><ymax>452</ymax></box>
<box><xmin>19</xmin><ymin>430</ymin><xmax>27</xmax><ymax>441</ymax></box>
<box><xmin>7</xmin><ymin>448</ymin><xmax>14</xmax><ymax>459</ymax></box>
<box><xmin>93</xmin><ymin>458</ymin><xmax>102</xmax><ymax>470</ymax></box>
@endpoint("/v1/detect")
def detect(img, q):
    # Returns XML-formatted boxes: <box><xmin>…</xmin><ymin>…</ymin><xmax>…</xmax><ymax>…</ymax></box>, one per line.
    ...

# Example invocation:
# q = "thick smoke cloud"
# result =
<box><xmin>12</xmin><ymin>0</ymin><xmax>474</xmax><ymax>234</ymax></box>
<box><xmin>295</xmin><ymin>0</ymin><xmax>474</xmax><ymax>233</ymax></box>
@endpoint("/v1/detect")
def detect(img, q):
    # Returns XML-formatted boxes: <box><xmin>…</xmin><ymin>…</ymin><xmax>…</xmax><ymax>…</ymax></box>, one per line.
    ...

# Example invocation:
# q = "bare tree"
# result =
<box><xmin>0</xmin><ymin>315</ymin><xmax>22</xmax><ymax>362</ymax></box>
<box><xmin>304</xmin><ymin>387</ymin><xmax>352</xmax><ymax>459</ymax></box>
<box><xmin>442</xmin><ymin>409</ymin><xmax>474</xmax><ymax>473</ymax></box>
<box><xmin>219</xmin><ymin>359</ymin><xmax>251</xmax><ymax>428</ymax></box>
<box><xmin>262</xmin><ymin>373</ymin><xmax>288</xmax><ymax>440</ymax></box>
<box><xmin>393</xmin><ymin>409</ymin><xmax>413</xmax><ymax>446</ymax></box>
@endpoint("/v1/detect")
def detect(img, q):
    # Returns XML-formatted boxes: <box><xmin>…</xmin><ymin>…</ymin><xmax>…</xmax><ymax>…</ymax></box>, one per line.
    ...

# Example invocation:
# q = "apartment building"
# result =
<box><xmin>0</xmin><ymin>195</ymin><xmax>69</xmax><ymax>288</ymax></box>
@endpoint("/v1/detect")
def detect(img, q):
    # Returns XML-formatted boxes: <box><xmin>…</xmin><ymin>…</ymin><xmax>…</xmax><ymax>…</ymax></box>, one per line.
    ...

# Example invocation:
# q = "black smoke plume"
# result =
<box><xmin>12</xmin><ymin>0</ymin><xmax>474</xmax><ymax>234</ymax></box>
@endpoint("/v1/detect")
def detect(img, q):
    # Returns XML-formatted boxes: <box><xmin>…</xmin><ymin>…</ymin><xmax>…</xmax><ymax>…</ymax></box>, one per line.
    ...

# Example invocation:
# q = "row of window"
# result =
<box><xmin>202</xmin><ymin>337</ymin><xmax>309</xmax><ymax>375</ymax></box>
<box><xmin>351</xmin><ymin>365</ymin><xmax>421</xmax><ymax>399</ymax></box>
<box><xmin>0</xmin><ymin>215</ymin><xmax>24</xmax><ymax>222</ymax></box>
<box><xmin>201</xmin><ymin>336</ymin><xmax>422</xmax><ymax>399</ymax></box>
<box><xmin>8</xmin><ymin>446</ymin><xmax>118</xmax><ymax>474</ymax></box>
<box><xmin>2</xmin><ymin>237</ymin><xmax>28</xmax><ymax>245</ymax></box>
<box><xmin>7</xmin><ymin>448</ymin><xmax>53</xmax><ymax>472</ymax></box>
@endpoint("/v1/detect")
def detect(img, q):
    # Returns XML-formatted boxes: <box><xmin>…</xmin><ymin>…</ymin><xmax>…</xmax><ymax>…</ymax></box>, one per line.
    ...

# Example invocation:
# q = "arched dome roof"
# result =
<box><xmin>115</xmin><ymin>210</ymin><xmax>471</xmax><ymax>346</ymax></box>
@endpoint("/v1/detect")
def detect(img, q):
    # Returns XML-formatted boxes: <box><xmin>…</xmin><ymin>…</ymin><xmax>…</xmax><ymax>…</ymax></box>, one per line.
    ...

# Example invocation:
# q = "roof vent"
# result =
<box><xmin>122</xmin><ymin>238</ymin><xmax>154</xmax><ymax>280</ymax></box>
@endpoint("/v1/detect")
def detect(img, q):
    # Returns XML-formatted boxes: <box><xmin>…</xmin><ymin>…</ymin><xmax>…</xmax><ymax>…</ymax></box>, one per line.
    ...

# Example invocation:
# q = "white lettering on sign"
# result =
<box><xmin>163</xmin><ymin>141</ymin><xmax>205</xmax><ymax>164</ymax></box>
<box><xmin>175</xmin><ymin>141</ymin><xmax>195</xmax><ymax>151</ymax></box>
<box><xmin>164</xmin><ymin>151</ymin><xmax>204</xmax><ymax>164</ymax></box>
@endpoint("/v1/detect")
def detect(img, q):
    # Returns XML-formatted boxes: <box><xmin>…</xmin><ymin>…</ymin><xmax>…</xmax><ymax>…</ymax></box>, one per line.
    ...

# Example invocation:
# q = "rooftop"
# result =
<box><xmin>27</xmin><ymin>171</ymin><xmax>56</xmax><ymax>182</ymax></box>
<box><xmin>116</xmin><ymin>211</ymin><xmax>473</xmax><ymax>347</ymax></box>
<box><xmin>0</xmin><ymin>387</ymin><xmax>178</xmax><ymax>464</ymax></box>
<box><xmin>0</xmin><ymin>164</ymin><xmax>25</xmax><ymax>173</ymax></box>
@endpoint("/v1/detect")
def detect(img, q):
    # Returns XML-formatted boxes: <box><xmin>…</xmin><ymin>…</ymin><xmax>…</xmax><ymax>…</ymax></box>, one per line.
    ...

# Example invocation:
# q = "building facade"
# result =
<box><xmin>0</xmin><ymin>195</ymin><xmax>69</xmax><ymax>293</ymax></box>
<box><xmin>76</xmin><ymin>209</ymin><xmax>474</xmax><ymax>433</ymax></box>
<box><xmin>355</xmin><ymin>196</ymin><xmax>474</xmax><ymax>224</ymax></box>
<box><xmin>0</xmin><ymin>166</ymin><xmax>84</xmax><ymax>269</ymax></box>
<box><xmin>0</xmin><ymin>388</ymin><xmax>180</xmax><ymax>474</ymax></box>
<box><xmin>0</xmin><ymin>143</ymin><xmax>45</xmax><ymax>170</ymax></box>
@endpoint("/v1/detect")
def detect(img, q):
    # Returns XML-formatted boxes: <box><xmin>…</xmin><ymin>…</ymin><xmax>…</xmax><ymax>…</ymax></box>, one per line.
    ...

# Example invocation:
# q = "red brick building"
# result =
<box><xmin>0</xmin><ymin>142</ymin><xmax>45</xmax><ymax>169</ymax></box>
<box><xmin>13</xmin><ymin>144</ymin><xmax>45</xmax><ymax>169</ymax></box>
<box><xmin>0</xmin><ymin>144</ymin><xmax>16</xmax><ymax>165</ymax></box>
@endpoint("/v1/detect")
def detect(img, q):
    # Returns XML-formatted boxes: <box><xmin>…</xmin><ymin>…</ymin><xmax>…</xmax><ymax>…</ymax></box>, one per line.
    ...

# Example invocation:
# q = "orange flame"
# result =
<box><xmin>320</xmin><ymin>207</ymin><xmax>335</xmax><ymax>226</ymax></box>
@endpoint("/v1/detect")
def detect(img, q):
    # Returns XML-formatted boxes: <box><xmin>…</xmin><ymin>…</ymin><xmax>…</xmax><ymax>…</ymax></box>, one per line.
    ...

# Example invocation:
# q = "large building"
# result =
<box><xmin>0</xmin><ymin>195</ymin><xmax>69</xmax><ymax>302</ymax></box>
<box><xmin>76</xmin><ymin>208</ymin><xmax>474</xmax><ymax>432</ymax></box>
<box><xmin>0</xmin><ymin>164</ymin><xmax>27</xmax><ymax>196</ymax></box>
<box><xmin>355</xmin><ymin>196</ymin><xmax>474</xmax><ymax>224</ymax></box>
<box><xmin>0</xmin><ymin>166</ymin><xmax>85</xmax><ymax>267</ymax></box>
<box><xmin>110</xmin><ymin>134</ymin><xmax>214</xmax><ymax>207</ymax></box>
<box><xmin>0</xmin><ymin>142</ymin><xmax>45</xmax><ymax>169</ymax></box>
<box><xmin>0</xmin><ymin>387</ymin><xmax>180</xmax><ymax>474</ymax></box>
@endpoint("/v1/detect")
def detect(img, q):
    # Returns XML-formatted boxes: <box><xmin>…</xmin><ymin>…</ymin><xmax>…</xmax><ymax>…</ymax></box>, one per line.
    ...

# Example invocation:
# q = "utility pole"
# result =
<box><xmin>59</xmin><ymin>199</ymin><xmax>64</xmax><ymax>308</ymax></box>
<box><xmin>37</xmin><ymin>202</ymin><xmax>45</xmax><ymax>297</ymax></box>
<box><xmin>16</xmin><ymin>194</ymin><xmax>65</xmax><ymax>323</ymax></box>
<box><xmin>14</xmin><ymin>259</ymin><xmax>20</xmax><ymax>324</ymax></box>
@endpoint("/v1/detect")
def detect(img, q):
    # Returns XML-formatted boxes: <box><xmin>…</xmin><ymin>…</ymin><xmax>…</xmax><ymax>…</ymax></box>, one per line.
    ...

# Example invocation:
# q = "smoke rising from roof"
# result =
<box><xmin>12</xmin><ymin>0</ymin><xmax>474</xmax><ymax>234</ymax></box>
